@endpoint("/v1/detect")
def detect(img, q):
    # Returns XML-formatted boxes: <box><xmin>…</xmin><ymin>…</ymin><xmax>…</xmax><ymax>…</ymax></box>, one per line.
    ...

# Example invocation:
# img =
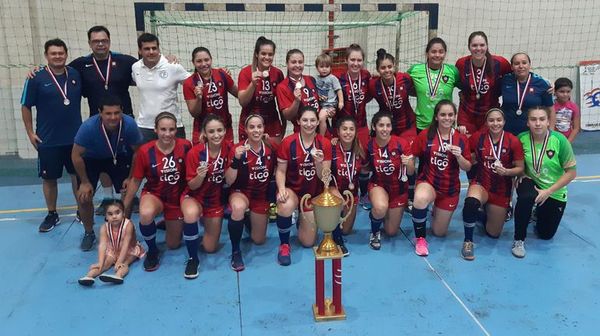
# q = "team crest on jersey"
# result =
<box><xmin>546</xmin><ymin>149</ymin><xmax>555</xmax><ymax>159</ymax></box>
<box><xmin>218</xmin><ymin>82</ymin><xmax>223</xmax><ymax>87</ymax></box>
<box><xmin>159</xmin><ymin>70</ymin><xmax>168</xmax><ymax>79</ymax></box>
<box><xmin>391</xmin><ymin>151</ymin><xmax>397</xmax><ymax>156</ymax></box>
<box><xmin>442</xmin><ymin>75</ymin><xmax>449</xmax><ymax>83</ymax></box>
<box><xmin>72</xmin><ymin>80</ymin><xmax>76</xmax><ymax>85</ymax></box>
<box><xmin>502</xmin><ymin>148</ymin><xmax>507</xmax><ymax>153</ymax></box>
<box><xmin>112</xmin><ymin>61</ymin><xmax>116</xmax><ymax>67</ymax></box>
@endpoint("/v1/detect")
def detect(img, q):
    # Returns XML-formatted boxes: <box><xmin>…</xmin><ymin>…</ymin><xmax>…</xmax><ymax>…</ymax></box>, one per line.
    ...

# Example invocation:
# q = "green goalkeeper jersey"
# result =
<box><xmin>408</xmin><ymin>63</ymin><xmax>459</xmax><ymax>130</ymax></box>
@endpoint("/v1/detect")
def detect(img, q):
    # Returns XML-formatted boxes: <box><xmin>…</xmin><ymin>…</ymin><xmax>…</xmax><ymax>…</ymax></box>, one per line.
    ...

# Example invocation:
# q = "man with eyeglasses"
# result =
<box><xmin>69</xmin><ymin>25</ymin><xmax>138</xmax><ymax>118</ymax></box>
<box><xmin>69</xmin><ymin>26</ymin><xmax>139</xmax><ymax>216</ymax></box>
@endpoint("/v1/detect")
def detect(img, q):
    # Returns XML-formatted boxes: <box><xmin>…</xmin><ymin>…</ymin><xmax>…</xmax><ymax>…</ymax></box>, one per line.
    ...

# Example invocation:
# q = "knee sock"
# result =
<box><xmin>411</xmin><ymin>207</ymin><xmax>428</xmax><ymax>238</ymax></box>
<box><xmin>228</xmin><ymin>218</ymin><xmax>244</xmax><ymax>252</ymax></box>
<box><xmin>277</xmin><ymin>215</ymin><xmax>292</xmax><ymax>245</ymax></box>
<box><xmin>369</xmin><ymin>211</ymin><xmax>384</xmax><ymax>234</ymax></box>
<box><xmin>463</xmin><ymin>197</ymin><xmax>481</xmax><ymax>242</ymax></box>
<box><xmin>183</xmin><ymin>221</ymin><xmax>200</xmax><ymax>261</ymax></box>
<box><xmin>139</xmin><ymin>221</ymin><xmax>158</xmax><ymax>253</ymax></box>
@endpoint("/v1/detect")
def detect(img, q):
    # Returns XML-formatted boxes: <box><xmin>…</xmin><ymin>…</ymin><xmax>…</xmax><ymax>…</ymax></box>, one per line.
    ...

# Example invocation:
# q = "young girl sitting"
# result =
<box><xmin>78</xmin><ymin>200</ymin><xmax>145</xmax><ymax>286</ymax></box>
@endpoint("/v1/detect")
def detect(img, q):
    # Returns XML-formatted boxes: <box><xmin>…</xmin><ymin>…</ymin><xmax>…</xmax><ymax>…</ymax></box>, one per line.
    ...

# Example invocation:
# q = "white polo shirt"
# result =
<box><xmin>132</xmin><ymin>55</ymin><xmax>190</xmax><ymax>129</ymax></box>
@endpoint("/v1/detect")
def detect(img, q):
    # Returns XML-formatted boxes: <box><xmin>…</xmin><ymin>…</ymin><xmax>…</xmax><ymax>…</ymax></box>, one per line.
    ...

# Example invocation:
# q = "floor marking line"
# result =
<box><xmin>567</xmin><ymin>228</ymin><xmax>596</xmax><ymax>248</ymax></box>
<box><xmin>236</xmin><ymin>272</ymin><xmax>243</xmax><ymax>336</ymax></box>
<box><xmin>399</xmin><ymin>228</ymin><xmax>491</xmax><ymax>336</ymax></box>
<box><xmin>421</xmin><ymin>257</ymin><xmax>492</xmax><ymax>336</ymax></box>
<box><xmin>0</xmin><ymin>205</ymin><xmax>77</xmax><ymax>215</ymax></box>
<box><xmin>2</xmin><ymin>174</ymin><xmax>600</xmax><ymax>215</ymax></box>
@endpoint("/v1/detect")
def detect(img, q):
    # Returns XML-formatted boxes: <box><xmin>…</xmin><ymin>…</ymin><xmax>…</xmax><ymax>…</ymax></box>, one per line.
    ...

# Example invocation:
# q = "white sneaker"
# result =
<box><xmin>511</xmin><ymin>240</ymin><xmax>526</xmax><ymax>258</ymax></box>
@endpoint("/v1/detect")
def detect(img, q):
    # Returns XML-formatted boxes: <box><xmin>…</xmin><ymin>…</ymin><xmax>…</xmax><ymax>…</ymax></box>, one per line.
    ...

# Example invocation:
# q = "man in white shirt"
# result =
<box><xmin>132</xmin><ymin>33</ymin><xmax>190</xmax><ymax>142</ymax></box>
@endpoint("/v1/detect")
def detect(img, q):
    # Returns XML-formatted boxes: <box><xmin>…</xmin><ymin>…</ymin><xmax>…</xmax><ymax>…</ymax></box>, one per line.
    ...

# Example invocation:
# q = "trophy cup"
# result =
<box><xmin>300</xmin><ymin>168</ymin><xmax>354</xmax><ymax>321</ymax></box>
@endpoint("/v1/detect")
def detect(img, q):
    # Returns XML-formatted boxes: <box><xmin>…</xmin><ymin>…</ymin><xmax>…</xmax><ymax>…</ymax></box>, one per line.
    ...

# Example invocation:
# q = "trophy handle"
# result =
<box><xmin>339</xmin><ymin>190</ymin><xmax>355</xmax><ymax>225</ymax></box>
<box><xmin>300</xmin><ymin>194</ymin><xmax>313</xmax><ymax>220</ymax></box>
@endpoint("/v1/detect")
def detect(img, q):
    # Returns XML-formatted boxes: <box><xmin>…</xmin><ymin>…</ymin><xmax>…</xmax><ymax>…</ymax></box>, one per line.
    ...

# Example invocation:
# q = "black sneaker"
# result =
<box><xmin>505</xmin><ymin>204</ymin><xmax>513</xmax><ymax>222</ymax></box>
<box><xmin>230</xmin><ymin>251</ymin><xmax>245</xmax><ymax>272</ymax></box>
<box><xmin>39</xmin><ymin>212</ymin><xmax>60</xmax><ymax>232</ymax></box>
<box><xmin>78</xmin><ymin>276</ymin><xmax>95</xmax><ymax>286</ymax></box>
<box><xmin>334</xmin><ymin>237</ymin><xmax>350</xmax><ymax>257</ymax></box>
<box><xmin>95</xmin><ymin>198</ymin><xmax>113</xmax><ymax>216</ymax></box>
<box><xmin>184</xmin><ymin>258</ymin><xmax>199</xmax><ymax>279</ymax></box>
<box><xmin>98</xmin><ymin>273</ymin><xmax>124</xmax><ymax>285</ymax></box>
<box><xmin>369</xmin><ymin>231</ymin><xmax>381</xmax><ymax>250</ymax></box>
<box><xmin>80</xmin><ymin>231</ymin><xmax>96</xmax><ymax>251</ymax></box>
<box><xmin>338</xmin><ymin>242</ymin><xmax>349</xmax><ymax>257</ymax></box>
<box><xmin>143</xmin><ymin>251</ymin><xmax>160</xmax><ymax>272</ymax></box>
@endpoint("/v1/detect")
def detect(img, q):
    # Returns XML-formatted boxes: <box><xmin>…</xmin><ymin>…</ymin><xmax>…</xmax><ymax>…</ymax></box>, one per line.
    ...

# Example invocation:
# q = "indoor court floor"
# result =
<box><xmin>0</xmin><ymin>155</ymin><xmax>598</xmax><ymax>335</ymax></box>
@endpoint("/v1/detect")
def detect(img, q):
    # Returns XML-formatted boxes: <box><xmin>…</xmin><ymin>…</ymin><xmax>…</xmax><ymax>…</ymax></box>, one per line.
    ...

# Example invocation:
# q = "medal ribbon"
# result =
<box><xmin>530</xmin><ymin>130</ymin><xmax>550</xmax><ymax>175</ymax></box>
<box><xmin>46</xmin><ymin>67</ymin><xmax>69</xmax><ymax>102</ymax></box>
<box><xmin>92</xmin><ymin>53</ymin><xmax>111</xmax><ymax>90</ymax></box>
<box><xmin>196</xmin><ymin>72</ymin><xmax>213</xmax><ymax>90</ymax></box>
<box><xmin>101</xmin><ymin>120</ymin><xmax>122</xmax><ymax>165</ymax></box>
<box><xmin>436</xmin><ymin>128</ymin><xmax>454</xmax><ymax>152</ymax></box>
<box><xmin>339</xmin><ymin>144</ymin><xmax>356</xmax><ymax>186</ymax></box>
<box><xmin>381</xmin><ymin>77</ymin><xmax>397</xmax><ymax>111</ymax></box>
<box><xmin>488</xmin><ymin>130</ymin><xmax>505</xmax><ymax>162</ymax></box>
<box><xmin>347</xmin><ymin>72</ymin><xmax>362</xmax><ymax>115</ymax></box>
<box><xmin>470</xmin><ymin>58</ymin><xmax>486</xmax><ymax>97</ymax></box>
<box><xmin>425</xmin><ymin>63</ymin><xmax>444</xmax><ymax>100</ymax></box>
<box><xmin>205</xmin><ymin>144</ymin><xmax>222</xmax><ymax>170</ymax></box>
<box><xmin>516</xmin><ymin>73</ymin><xmax>532</xmax><ymax>114</ymax></box>
<box><xmin>107</xmin><ymin>218</ymin><xmax>125</xmax><ymax>250</ymax></box>
<box><xmin>299</xmin><ymin>133</ymin><xmax>315</xmax><ymax>161</ymax></box>
<box><xmin>245</xmin><ymin>139</ymin><xmax>265</xmax><ymax>163</ymax></box>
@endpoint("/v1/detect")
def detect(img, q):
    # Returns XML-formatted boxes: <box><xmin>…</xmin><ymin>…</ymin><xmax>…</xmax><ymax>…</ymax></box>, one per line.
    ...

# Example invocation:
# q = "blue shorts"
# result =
<box><xmin>38</xmin><ymin>145</ymin><xmax>75</xmax><ymax>180</ymax></box>
<box><xmin>82</xmin><ymin>154</ymin><xmax>132</xmax><ymax>194</ymax></box>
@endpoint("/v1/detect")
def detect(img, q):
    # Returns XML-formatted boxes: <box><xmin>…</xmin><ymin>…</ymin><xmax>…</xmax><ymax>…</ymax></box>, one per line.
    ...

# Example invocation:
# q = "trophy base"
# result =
<box><xmin>314</xmin><ymin>235</ymin><xmax>344</xmax><ymax>260</ymax></box>
<box><xmin>313</xmin><ymin>300</ymin><xmax>346</xmax><ymax>321</ymax></box>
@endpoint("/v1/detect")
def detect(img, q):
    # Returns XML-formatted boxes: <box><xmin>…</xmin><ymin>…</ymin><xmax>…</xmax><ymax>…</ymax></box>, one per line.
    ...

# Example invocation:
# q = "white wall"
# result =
<box><xmin>1</xmin><ymin>0</ymin><xmax>598</xmax><ymax>157</ymax></box>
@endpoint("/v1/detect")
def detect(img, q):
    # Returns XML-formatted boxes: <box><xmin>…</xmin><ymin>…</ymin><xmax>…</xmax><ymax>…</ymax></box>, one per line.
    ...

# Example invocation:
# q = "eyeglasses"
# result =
<box><xmin>90</xmin><ymin>39</ymin><xmax>110</xmax><ymax>45</ymax></box>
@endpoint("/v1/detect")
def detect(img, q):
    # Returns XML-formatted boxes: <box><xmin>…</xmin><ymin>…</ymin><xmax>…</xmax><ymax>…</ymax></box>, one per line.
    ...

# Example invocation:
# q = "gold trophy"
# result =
<box><xmin>300</xmin><ymin>168</ymin><xmax>354</xmax><ymax>321</ymax></box>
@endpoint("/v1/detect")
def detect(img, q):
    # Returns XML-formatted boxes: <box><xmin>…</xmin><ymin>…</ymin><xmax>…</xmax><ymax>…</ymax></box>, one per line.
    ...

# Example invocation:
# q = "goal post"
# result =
<box><xmin>133</xmin><ymin>2</ymin><xmax>438</xmax><ymax>140</ymax></box>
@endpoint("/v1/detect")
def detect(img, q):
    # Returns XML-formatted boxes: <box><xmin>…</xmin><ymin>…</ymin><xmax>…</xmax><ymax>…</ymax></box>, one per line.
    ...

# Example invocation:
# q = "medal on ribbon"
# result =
<box><xmin>348</xmin><ymin>72</ymin><xmax>362</xmax><ymax>114</ymax></box>
<box><xmin>488</xmin><ymin>130</ymin><xmax>505</xmax><ymax>172</ymax></box>
<box><xmin>101</xmin><ymin>120</ymin><xmax>122</xmax><ymax>165</ymax></box>
<box><xmin>530</xmin><ymin>130</ymin><xmax>549</xmax><ymax>177</ymax></box>
<box><xmin>426</xmin><ymin>63</ymin><xmax>444</xmax><ymax>101</ymax></box>
<box><xmin>515</xmin><ymin>73</ymin><xmax>532</xmax><ymax>116</ymax></box>
<box><xmin>92</xmin><ymin>53</ymin><xmax>111</xmax><ymax>90</ymax></box>
<box><xmin>46</xmin><ymin>67</ymin><xmax>70</xmax><ymax>106</ymax></box>
<box><xmin>470</xmin><ymin>58</ymin><xmax>486</xmax><ymax>100</ymax></box>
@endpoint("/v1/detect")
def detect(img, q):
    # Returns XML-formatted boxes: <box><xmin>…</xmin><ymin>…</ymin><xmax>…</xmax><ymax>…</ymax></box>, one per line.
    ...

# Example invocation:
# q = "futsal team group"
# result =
<box><xmin>20</xmin><ymin>26</ymin><xmax>578</xmax><ymax>286</ymax></box>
